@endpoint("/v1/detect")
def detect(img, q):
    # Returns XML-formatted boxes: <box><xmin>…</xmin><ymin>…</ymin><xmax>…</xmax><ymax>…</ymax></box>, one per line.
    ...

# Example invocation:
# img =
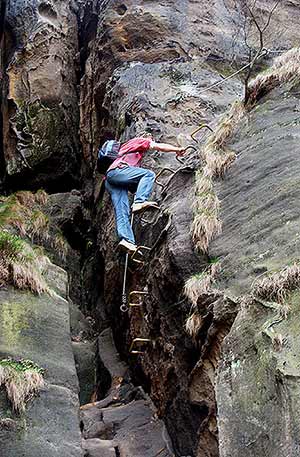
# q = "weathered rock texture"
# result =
<box><xmin>213</xmin><ymin>79</ymin><xmax>300</xmax><ymax>457</ymax></box>
<box><xmin>1</xmin><ymin>0</ymin><xmax>81</xmax><ymax>191</ymax></box>
<box><xmin>81</xmin><ymin>327</ymin><xmax>174</xmax><ymax>457</ymax></box>
<box><xmin>78</xmin><ymin>1</ymin><xmax>300</xmax><ymax>456</ymax></box>
<box><xmin>1</xmin><ymin>1</ymin><xmax>300</xmax><ymax>457</ymax></box>
<box><xmin>0</xmin><ymin>262</ymin><xmax>82</xmax><ymax>457</ymax></box>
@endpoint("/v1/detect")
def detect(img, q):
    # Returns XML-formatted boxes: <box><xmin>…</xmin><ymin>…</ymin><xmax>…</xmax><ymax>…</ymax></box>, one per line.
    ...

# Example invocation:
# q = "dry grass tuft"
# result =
<box><xmin>14</xmin><ymin>191</ymin><xmax>36</xmax><ymax>208</ymax></box>
<box><xmin>30</xmin><ymin>210</ymin><xmax>50</xmax><ymax>241</ymax></box>
<box><xmin>52</xmin><ymin>231</ymin><xmax>68</xmax><ymax>261</ymax></box>
<box><xmin>194</xmin><ymin>170</ymin><xmax>214</xmax><ymax>195</ymax></box>
<box><xmin>206</xmin><ymin>150</ymin><xmax>237</xmax><ymax>179</ymax></box>
<box><xmin>35</xmin><ymin>189</ymin><xmax>48</xmax><ymax>206</ymax></box>
<box><xmin>192</xmin><ymin>102</ymin><xmax>245</xmax><ymax>252</ymax></box>
<box><xmin>184</xmin><ymin>262</ymin><xmax>220</xmax><ymax>307</ymax></box>
<box><xmin>185</xmin><ymin>311</ymin><xmax>203</xmax><ymax>339</ymax></box>
<box><xmin>11</xmin><ymin>261</ymin><xmax>49</xmax><ymax>295</ymax></box>
<box><xmin>0</xmin><ymin>189</ymin><xmax>67</xmax><ymax>292</ymax></box>
<box><xmin>0</xmin><ymin>191</ymin><xmax>50</xmax><ymax>242</ymax></box>
<box><xmin>203</xmin><ymin>101</ymin><xmax>245</xmax><ymax>178</ymax></box>
<box><xmin>0</xmin><ymin>359</ymin><xmax>44</xmax><ymax>413</ymax></box>
<box><xmin>247</xmin><ymin>47</ymin><xmax>300</xmax><ymax>106</ymax></box>
<box><xmin>253</xmin><ymin>263</ymin><xmax>300</xmax><ymax>303</ymax></box>
<box><xmin>192</xmin><ymin>210</ymin><xmax>222</xmax><ymax>253</ymax></box>
<box><xmin>0</xmin><ymin>230</ymin><xmax>51</xmax><ymax>295</ymax></box>
<box><xmin>184</xmin><ymin>273</ymin><xmax>210</xmax><ymax>307</ymax></box>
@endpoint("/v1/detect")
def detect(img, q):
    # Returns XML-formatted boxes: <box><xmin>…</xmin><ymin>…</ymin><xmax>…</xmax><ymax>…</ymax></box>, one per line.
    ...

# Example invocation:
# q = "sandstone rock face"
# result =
<box><xmin>0</xmin><ymin>262</ymin><xmax>82</xmax><ymax>457</ymax></box>
<box><xmin>81</xmin><ymin>326</ymin><xmax>174</xmax><ymax>457</ymax></box>
<box><xmin>1</xmin><ymin>1</ymin><xmax>300</xmax><ymax>457</ymax></box>
<box><xmin>1</xmin><ymin>0</ymin><xmax>81</xmax><ymax>191</ymax></box>
<box><xmin>78</xmin><ymin>0</ymin><xmax>243</xmax><ymax>177</ymax></box>
<box><xmin>77</xmin><ymin>1</ymin><xmax>300</xmax><ymax>456</ymax></box>
<box><xmin>213</xmin><ymin>80</ymin><xmax>300</xmax><ymax>457</ymax></box>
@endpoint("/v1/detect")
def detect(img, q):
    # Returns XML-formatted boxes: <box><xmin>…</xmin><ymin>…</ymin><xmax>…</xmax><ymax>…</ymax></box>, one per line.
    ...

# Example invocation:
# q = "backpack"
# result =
<box><xmin>97</xmin><ymin>140</ymin><xmax>121</xmax><ymax>174</ymax></box>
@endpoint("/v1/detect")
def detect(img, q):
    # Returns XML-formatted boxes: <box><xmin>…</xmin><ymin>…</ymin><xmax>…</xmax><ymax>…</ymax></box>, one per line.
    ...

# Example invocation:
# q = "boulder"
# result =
<box><xmin>0</xmin><ymin>260</ymin><xmax>82</xmax><ymax>457</ymax></box>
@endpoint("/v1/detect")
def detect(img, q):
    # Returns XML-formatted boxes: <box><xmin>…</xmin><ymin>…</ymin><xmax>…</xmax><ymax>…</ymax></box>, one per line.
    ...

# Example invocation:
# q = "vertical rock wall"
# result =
<box><xmin>0</xmin><ymin>262</ymin><xmax>82</xmax><ymax>457</ymax></box>
<box><xmin>77</xmin><ymin>1</ymin><xmax>300</xmax><ymax>456</ymax></box>
<box><xmin>212</xmin><ymin>80</ymin><xmax>300</xmax><ymax>457</ymax></box>
<box><xmin>78</xmin><ymin>1</ymin><xmax>242</xmax><ymax>455</ymax></box>
<box><xmin>1</xmin><ymin>1</ymin><xmax>300</xmax><ymax>457</ymax></box>
<box><xmin>1</xmin><ymin>0</ymin><xmax>81</xmax><ymax>191</ymax></box>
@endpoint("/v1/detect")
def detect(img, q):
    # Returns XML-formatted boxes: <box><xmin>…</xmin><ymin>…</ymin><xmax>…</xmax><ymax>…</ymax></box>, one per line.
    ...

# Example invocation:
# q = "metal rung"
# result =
<box><xmin>155</xmin><ymin>167</ymin><xmax>176</xmax><ymax>188</ymax></box>
<box><xmin>176</xmin><ymin>145</ymin><xmax>197</xmax><ymax>164</ymax></box>
<box><xmin>140</xmin><ymin>205</ymin><xmax>161</xmax><ymax>224</ymax></box>
<box><xmin>129</xmin><ymin>290</ymin><xmax>149</xmax><ymax>307</ymax></box>
<box><xmin>131</xmin><ymin>246</ymin><xmax>151</xmax><ymax>265</ymax></box>
<box><xmin>129</xmin><ymin>338</ymin><xmax>152</xmax><ymax>354</ymax></box>
<box><xmin>191</xmin><ymin>124</ymin><xmax>213</xmax><ymax>143</ymax></box>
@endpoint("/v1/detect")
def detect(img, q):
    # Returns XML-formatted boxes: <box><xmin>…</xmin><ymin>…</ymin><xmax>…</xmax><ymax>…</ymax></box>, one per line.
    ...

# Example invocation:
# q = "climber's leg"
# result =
<box><xmin>133</xmin><ymin>169</ymin><xmax>156</xmax><ymax>203</ymax></box>
<box><xmin>107</xmin><ymin>167</ymin><xmax>156</xmax><ymax>203</ymax></box>
<box><xmin>105</xmin><ymin>180</ymin><xmax>136</xmax><ymax>245</ymax></box>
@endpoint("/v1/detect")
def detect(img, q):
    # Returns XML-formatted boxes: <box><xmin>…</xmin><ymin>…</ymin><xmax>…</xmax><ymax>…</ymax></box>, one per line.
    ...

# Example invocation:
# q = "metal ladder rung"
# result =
<box><xmin>155</xmin><ymin>167</ymin><xmax>176</xmax><ymax>188</ymax></box>
<box><xmin>191</xmin><ymin>124</ymin><xmax>213</xmax><ymax>143</ymax></box>
<box><xmin>140</xmin><ymin>205</ymin><xmax>161</xmax><ymax>224</ymax></box>
<box><xmin>129</xmin><ymin>338</ymin><xmax>152</xmax><ymax>354</ymax></box>
<box><xmin>129</xmin><ymin>290</ymin><xmax>149</xmax><ymax>308</ymax></box>
<box><xmin>131</xmin><ymin>246</ymin><xmax>151</xmax><ymax>264</ymax></box>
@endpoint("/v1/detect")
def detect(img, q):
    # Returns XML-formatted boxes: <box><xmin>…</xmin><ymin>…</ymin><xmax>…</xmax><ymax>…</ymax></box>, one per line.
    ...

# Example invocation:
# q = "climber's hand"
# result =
<box><xmin>176</xmin><ymin>148</ymin><xmax>186</xmax><ymax>157</ymax></box>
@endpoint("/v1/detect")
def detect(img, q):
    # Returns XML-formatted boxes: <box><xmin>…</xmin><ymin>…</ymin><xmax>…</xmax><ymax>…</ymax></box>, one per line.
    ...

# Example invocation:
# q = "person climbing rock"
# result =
<box><xmin>105</xmin><ymin>133</ymin><xmax>185</xmax><ymax>253</ymax></box>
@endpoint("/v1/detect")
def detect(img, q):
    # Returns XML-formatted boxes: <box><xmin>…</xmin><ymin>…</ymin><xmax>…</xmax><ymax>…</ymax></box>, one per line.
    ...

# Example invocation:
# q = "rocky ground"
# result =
<box><xmin>1</xmin><ymin>1</ymin><xmax>300</xmax><ymax>456</ymax></box>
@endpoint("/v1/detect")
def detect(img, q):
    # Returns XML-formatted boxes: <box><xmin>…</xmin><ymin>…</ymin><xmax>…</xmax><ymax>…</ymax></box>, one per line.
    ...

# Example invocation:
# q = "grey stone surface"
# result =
<box><xmin>213</xmin><ymin>81</ymin><xmax>300</xmax><ymax>457</ymax></box>
<box><xmin>82</xmin><ymin>438</ymin><xmax>115</xmax><ymax>457</ymax></box>
<box><xmin>98</xmin><ymin>328</ymin><xmax>127</xmax><ymax>379</ymax></box>
<box><xmin>72</xmin><ymin>340</ymin><xmax>96</xmax><ymax>406</ymax></box>
<box><xmin>0</xmin><ymin>261</ymin><xmax>82</xmax><ymax>457</ymax></box>
<box><xmin>211</xmin><ymin>80</ymin><xmax>300</xmax><ymax>297</ymax></box>
<box><xmin>217</xmin><ymin>290</ymin><xmax>300</xmax><ymax>457</ymax></box>
<box><xmin>81</xmin><ymin>399</ymin><xmax>173</xmax><ymax>457</ymax></box>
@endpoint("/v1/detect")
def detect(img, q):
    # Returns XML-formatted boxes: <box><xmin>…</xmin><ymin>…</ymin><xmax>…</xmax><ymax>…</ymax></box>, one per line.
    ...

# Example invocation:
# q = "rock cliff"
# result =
<box><xmin>1</xmin><ymin>1</ymin><xmax>300</xmax><ymax>457</ymax></box>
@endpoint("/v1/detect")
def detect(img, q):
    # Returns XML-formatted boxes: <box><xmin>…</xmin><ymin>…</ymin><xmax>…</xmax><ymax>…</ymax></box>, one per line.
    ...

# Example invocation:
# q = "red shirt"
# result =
<box><xmin>107</xmin><ymin>137</ymin><xmax>152</xmax><ymax>172</ymax></box>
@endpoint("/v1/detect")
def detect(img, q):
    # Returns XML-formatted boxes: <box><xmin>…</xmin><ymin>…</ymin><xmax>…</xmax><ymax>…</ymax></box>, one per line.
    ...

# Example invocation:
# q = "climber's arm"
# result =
<box><xmin>149</xmin><ymin>141</ymin><xmax>185</xmax><ymax>156</ymax></box>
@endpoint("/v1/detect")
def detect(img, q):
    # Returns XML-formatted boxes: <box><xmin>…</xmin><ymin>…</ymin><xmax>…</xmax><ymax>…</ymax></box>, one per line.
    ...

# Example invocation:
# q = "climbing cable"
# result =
<box><xmin>198</xmin><ymin>48</ymin><xmax>269</xmax><ymax>96</ymax></box>
<box><xmin>120</xmin><ymin>212</ymin><xmax>134</xmax><ymax>313</ymax></box>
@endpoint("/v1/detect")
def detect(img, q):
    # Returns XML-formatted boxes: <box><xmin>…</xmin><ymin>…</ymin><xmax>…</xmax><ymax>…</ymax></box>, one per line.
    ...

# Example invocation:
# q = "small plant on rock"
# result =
<box><xmin>246</xmin><ymin>47</ymin><xmax>300</xmax><ymax>106</ymax></box>
<box><xmin>184</xmin><ymin>262</ymin><xmax>220</xmax><ymax>338</ymax></box>
<box><xmin>0</xmin><ymin>358</ymin><xmax>45</xmax><ymax>413</ymax></box>
<box><xmin>192</xmin><ymin>102</ymin><xmax>245</xmax><ymax>253</ymax></box>
<box><xmin>0</xmin><ymin>230</ymin><xmax>51</xmax><ymax>295</ymax></box>
<box><xmin>185</xmin><ymin>312</ymin><xmax>203</xmax><ymax>340</ymax></box>
<box><xmin>252</xmin><ymin>262</ymin><xmax>300</xmax><ymax>304</ymax></box>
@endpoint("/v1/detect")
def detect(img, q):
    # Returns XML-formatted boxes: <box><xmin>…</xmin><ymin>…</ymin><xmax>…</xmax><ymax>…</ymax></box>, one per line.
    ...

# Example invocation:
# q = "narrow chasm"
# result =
<box><xmin>1</xmin><ymin>1</ymin><xmax>300</xmax><ymax>457</ymax></box>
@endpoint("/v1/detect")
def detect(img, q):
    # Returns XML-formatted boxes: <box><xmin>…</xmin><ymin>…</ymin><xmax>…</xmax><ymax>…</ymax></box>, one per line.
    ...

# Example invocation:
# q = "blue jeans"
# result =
<box><xmin>105</xmin><ymin>166</ymin><xmax>156</xmax><ymax>244</ymax></box>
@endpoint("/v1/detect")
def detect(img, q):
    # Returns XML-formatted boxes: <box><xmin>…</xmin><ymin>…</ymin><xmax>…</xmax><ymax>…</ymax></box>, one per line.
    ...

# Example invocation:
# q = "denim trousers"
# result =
<box><xmin>105</xmin><ymin>166</ymin><xmax>156</xmax><ymax>244</ymax></box>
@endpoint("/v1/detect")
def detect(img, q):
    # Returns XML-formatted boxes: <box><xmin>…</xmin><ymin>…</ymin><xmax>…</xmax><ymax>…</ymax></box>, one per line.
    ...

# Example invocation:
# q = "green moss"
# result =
<box><xmin>116</xmin><ymin>114</ymin><xmax>126</xmax><ymax>137</ymax></box>
<box><xmin>0</xmin><ymin>301</ymin><xmax>31</xmax><ymax>347</ymax></box>
<box><xmin>0</xmin><ymin>358</ymin><xmax>44</xmax><ymax>375</ymax></box>
<box><xmin>209</xmin><ymin>256</ymin><xmax>219</xmax><ymax>264</ymax></box>
<box><xmin>0</xmin><ymin>231</ymin><xmax>30</xmax><ymax>262</ymax></box>
<box><xmin>189</xmin><ymin>271</ymin><xmax>209</xmax><ymax>281</ymax></box>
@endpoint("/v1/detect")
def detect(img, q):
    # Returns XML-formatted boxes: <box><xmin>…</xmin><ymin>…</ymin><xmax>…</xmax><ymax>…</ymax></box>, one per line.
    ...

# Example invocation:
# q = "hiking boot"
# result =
<box><xmin>118</xmin><ymin>239</ymin><xmax>137</xmax><ymax>254</ymax></box>
<box><xmin>132</xmin><ymin>201</ymin><xmax>159</xmax><ymax>214</ymax></box>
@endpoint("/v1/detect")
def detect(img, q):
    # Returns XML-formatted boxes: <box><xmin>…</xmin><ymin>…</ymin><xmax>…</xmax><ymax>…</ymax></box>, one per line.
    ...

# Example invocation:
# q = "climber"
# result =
<box><xmin>105</xmin><ymin>133</ymin><xmax>185</xmax><ymax>254</ymax></box>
